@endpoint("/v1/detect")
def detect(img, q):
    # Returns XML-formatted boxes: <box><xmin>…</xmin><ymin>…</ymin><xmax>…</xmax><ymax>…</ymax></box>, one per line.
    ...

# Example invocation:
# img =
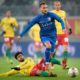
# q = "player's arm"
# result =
<box><xmin>50</xmin><ymin>12</ymin><xmax>65</xmax><ymax>30</ymax></box>
<box><xmin>65</xmin><ymin>17</ymin><xmax>72</xmax><ymax>35</ymax></box>
<box><xmin>0</xmin><ymin>19</ymin><xmax>6</xmax><ymax>36</ymax></box>
<box><xmin>12</xmin><ymin>63</ymin><xmax>30</xmax><ymax>70</ymax></box>
<box><xmin>0</xmin><ymin>70</ymin><xmax>18</xmax><ymax>77</ymax></box>
<box><xmin>20</xmin><ymin>16</ymin><xmax>38</xmax><ymax>37</ymax></box>
<box><xmin>12</xmin><ymin>61</ymin><xmax>31</xmax><ymax>70</ymax></box>
<box><xmin>0</xmin><ymin>19</ymin><xmax>3</xmax><ymax>28</ymax></box>
<box><xmin>13</xmin><ymin>18</ymin><xmax>18</xmax><ymax>28</ymax></box>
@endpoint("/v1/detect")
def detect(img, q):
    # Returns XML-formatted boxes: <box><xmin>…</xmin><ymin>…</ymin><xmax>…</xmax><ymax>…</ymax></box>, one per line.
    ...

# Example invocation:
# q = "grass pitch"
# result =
<box><xmin>0</xmin><ymin>57</ymin><xmax>80</xmax><ymax>80</ymax></box>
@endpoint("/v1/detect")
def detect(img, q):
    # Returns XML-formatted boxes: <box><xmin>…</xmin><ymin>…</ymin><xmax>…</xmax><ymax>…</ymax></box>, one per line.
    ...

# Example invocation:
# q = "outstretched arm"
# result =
<box><xmin>0</xmin><ymin>70</ymin><xmax>18</xmax><ymax>77</ymax></box>
<box><xmin>20</xmin><ymin>17</ymin><xmax>38</xmax><ymax>37</ymax></box>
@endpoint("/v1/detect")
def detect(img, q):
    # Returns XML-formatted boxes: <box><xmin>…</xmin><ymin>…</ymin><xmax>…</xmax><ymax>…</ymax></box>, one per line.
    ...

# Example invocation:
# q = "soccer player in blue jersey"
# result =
<box><xmin>17</xmin><ymin>2</ymin><xmax>65</xmax><ymax>69</ymax></box>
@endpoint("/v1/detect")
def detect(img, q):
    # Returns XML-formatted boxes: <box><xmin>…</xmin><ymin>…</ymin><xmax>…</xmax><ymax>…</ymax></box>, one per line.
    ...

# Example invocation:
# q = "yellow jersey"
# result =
<box><xmin>51</xmin><ymin>10</ymin><xmax>66</xmax><ymax>34</ymax></box>
<box><xmin>18</xmin><ymin>57</ymin><xmax>34</xmax><ymax>76</ymax></box>
<box><xmin>0</xmin><ymin>17</ymin><xmax>18</xmax><ymax>37</ymax></box>
<box><xmin>0</xmin><ymin>57</ymin><xmax>34</xmax><ymax>77</ymax></box>
<box><xmin>29</xmin><ymin>24</ymin><xmax>41</xmax><ymax>42</ymax></box>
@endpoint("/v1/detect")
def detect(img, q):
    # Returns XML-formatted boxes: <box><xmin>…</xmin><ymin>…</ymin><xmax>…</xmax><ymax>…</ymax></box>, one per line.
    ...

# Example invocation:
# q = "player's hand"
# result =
<box><xmin>11</xmin><ymin>67</ymin><xmax>20</xmax><ymax>71</ymax></box>
<box><xmin>0</xmin><ymin>31</ymin><xmax>6</xmax><ymax>36</ymax></box>
<box><xmin>17</xmin><ymin>35</ymin><xmax>21</xmax><ymax>40</ymax></box>
<box><xmin>68</xmin><ymin>28</ymin><xmax>72</xmax><ymax>35</ymax></box>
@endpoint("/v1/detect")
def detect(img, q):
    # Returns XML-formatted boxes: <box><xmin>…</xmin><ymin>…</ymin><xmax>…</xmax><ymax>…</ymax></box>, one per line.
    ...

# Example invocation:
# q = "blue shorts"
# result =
<box><xmin>41</xmin><ymin>36</ymin><xmax>57</xmax><ymax>52</ymax></box>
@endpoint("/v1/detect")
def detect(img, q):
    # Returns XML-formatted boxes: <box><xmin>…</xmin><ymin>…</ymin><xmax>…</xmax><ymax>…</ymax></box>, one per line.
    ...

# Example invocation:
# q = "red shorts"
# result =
<box><xmin>30</xmin><ymin>64</ymin><xmax>45</xmax><ymax>76</ymax></box>
<box><xmin>30</xmin><ymin>64</ymin><xmax>38</xmax><ymax>76</ymax></box>
<box><xmin>35</xmin><ymin>42</ymin><xmax>43</xmax><ymax>48</ymax></box>
<box><xmin>30</xmin><ymin>58</ymin><xmax>45</xmax><ymax>76</ymax></box>
<box><xmin>56</xmin><ymin>34</ymin><xmax>69</xmax><ymax>47</ymax></box>
<box><xmin>3</xmin><ymin>37</ymin><xmax>14</xmax><ymax>44</ymax></box>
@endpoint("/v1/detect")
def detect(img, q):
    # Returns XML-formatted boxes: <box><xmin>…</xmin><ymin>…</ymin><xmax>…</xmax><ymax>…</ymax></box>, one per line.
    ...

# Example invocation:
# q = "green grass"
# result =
<box><xmin>0</xmin><ymin>57</ymin><xmax>80</xmax><ymax>80</ymax></box>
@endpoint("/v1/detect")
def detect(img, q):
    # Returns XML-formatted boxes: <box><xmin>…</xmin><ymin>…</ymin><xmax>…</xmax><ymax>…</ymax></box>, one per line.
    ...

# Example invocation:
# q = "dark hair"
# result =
<box><xmin>39</xmin><ymin>2</ymin><xmax>46</xmax><ymax>7</ymax></box>
<box><xmin>15</xmin><ymin>52</ymin><xmax>23</xmax><ymax>59</ymax></box>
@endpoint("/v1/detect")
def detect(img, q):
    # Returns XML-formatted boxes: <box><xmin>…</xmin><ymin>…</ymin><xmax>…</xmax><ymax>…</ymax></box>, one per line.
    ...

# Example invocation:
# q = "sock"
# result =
<box><xmin>50</xmin><ymin>52</ymin><xmax>56</xmax><ymax>59</ymax></box>
<box><xmin>50</xmin><ymin>58</ymin><xmax>61</xmax><ymax>65</ymax></box>
<box><xmin>45</xmin><ymin>48</ymin><xmax>51</xmax><ymax>63</ymax></box>
<box><xmin>40</xmin><ymin>71</ymin><xmax>49</xmax><ymax>77</ymax></box>
<box><xmin>63</xmin><ymin>51</ymin><xmax>68</xmax><ymax>58</ymax></box>
<box><xmin>6</xmin><ymin>47</ymin><xmax>13</xmax><ymax>63</ymax></box>
<box><xmin>52</xmin><ymin>51</ymin><xmax>56</xmax><ymax>58</ymax></box>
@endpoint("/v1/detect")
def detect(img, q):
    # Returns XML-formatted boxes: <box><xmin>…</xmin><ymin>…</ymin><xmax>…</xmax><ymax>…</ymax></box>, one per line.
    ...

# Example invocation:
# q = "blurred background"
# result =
<box><xmin>0</xmin><ymin>0</ymin><xmax>80</xmax><ymax>58</ymax></box>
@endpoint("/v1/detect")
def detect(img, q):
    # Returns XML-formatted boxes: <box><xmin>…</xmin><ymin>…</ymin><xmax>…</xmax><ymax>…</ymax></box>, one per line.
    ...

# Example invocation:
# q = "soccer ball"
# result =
<box><xmin>68</xmin><ymin>67</ymin><xmax>79</xmax><ymax>77</ymax></box>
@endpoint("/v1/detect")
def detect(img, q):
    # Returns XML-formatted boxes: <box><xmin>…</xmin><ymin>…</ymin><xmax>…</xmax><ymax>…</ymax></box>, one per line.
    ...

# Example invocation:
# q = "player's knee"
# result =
<box><xmin>63</xmin><ymin>45</ymin><xmax>68</xmax><ymax>51</ymax></box>
<box><xmin>45</xmin><ymin>42</ymin><xmax>51</xmax><ymax>48</ymax></box>
<box><xmin>6</xmin><ymin>43</ymin><xmax>11</xmax><ymax>48</ymax></box>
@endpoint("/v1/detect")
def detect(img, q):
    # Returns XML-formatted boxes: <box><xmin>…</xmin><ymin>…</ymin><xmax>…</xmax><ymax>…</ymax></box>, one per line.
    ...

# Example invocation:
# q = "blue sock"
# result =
<box><xmin>45</xmin><ymin>48</ymin><xmax>51</xmax><ymax>63</ymax></box>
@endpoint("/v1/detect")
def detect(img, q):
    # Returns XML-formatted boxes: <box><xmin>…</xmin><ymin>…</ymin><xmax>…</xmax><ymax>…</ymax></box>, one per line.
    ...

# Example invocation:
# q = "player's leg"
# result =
<box><xmin>49</xmin><ymin>43</ymin><xmax>66</xmax><ymax>68</ymax></box>
<box><xmin>44</xmin><ymin>37</ymin><xmax>58</xmax><ymax>70</ymax></box>
<box><xmin>30</xmin><ymin>57</ymin><xmax>57</xmax><ymax>77</ymax></box>
<box><xmin>50</xmin><ymin>57</ymin><xmax>69</xmax><ymax>70</ymax></box>
<box><xmin>34</xmin><ymin>42</ymin><xmax>43</xmax><ymax>62</ymax></box>
<box><xmin>40</xmin><ymin>71</ymin><xmax>57</xmax><ymax>77</ymax></box>
<box><xmin>44</xmin><ymin>41</ymin><xmax>51</xmax><ymax>63</ymax></box>
<box><xmin>50</xmin><ymin>46</ymin><xmax>66</xmax><ymax>69</ymax></box>
<box><xmin>30</xmin><ymin>67</ymin><xmax>57</xmax><ymax>77</ymax></box>
<box><xmin>35</xmin><ymin>42</ymin><xmax>43</xmax><ymax>52</ymax></box>
<box><xmin>49</xmin><ymin>41</ymin><xmax>64</xmax><ymax>67</ymax></box>
<box><xmin>50</xmin><ymin>35</ymin><xmax>60</xmax><ymax>59</ymax></box>
<box><xmin>4</xmin><ymin>37</ymin><xmax>13</xmax><ymax>64</ymax></box>
<box><xmin>41</xmin><ymin>37</ymin><xmax>51</xmax><ymax>63</ymax></box>
<box><xmin>41</xmin><ymin>37</ymin><xmax>52</xmax><ymax>69</ymax></box>
<box><xmin>50</xmin><ymin>38</ymin><xmax>62</xmax><ymax>66</ymax></box>
<box><xmin>62</xmin><ymin>34</ymin><xmax>69</xmax><ymax>69</ymax></box>
<box><xmin>62</xmin><ymin>45</ymin><xmax>69</xmax><ymax>69</ymax></box>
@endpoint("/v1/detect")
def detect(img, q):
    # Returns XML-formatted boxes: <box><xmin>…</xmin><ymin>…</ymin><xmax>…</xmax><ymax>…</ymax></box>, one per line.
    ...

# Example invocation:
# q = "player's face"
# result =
<box><xmin>16</xmin><ymin>54</ymin><xmax>24</xmax><ymax>62</ymax></box>
<box><xmin>40</xmin><ymin>4</ymin><xmax>48</xmax><ymax>14</ymax></box>
<box><xmin>53</xmin><ymin>2</ymin><xmax>61</xmax><ymax>10</ymax></box>
<box><xmin>5</xmin><ymin>11</ymin><xmax>11</xmax><ymax>17</ymax></box>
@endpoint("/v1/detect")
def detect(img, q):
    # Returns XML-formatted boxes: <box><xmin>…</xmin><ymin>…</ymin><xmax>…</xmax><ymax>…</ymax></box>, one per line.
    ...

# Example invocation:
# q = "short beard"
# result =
<box><xmin>20</xmin><ymin>59</ymin><xmax>24</xmax><ymax>62</ymax></box>
<box><xmin>42</xmin><ymin>11</ymin><xmax>47</xmax><ymax>14</ymax></box>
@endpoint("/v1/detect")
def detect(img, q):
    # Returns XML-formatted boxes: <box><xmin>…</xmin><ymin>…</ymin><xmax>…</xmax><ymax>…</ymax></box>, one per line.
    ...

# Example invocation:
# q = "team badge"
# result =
<box><xmin>48</xmin><ymin>17</ymin><xmax>51</xmax><ymax>21</ymax></box>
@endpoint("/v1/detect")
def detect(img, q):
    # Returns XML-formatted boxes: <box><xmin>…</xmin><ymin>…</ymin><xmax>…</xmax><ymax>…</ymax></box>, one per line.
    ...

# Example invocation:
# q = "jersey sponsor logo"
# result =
<box><xmin>41</xmin><ymin>23</ymin><xmax>53</xmax><ymax>27</ymax></box>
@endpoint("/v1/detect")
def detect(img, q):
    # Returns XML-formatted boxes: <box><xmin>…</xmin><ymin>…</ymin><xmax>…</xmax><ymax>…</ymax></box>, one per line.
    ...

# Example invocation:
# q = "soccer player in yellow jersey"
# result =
<box><xmin>29</xmin><ymin>24</ymin><xmax>43</xmax><ymax>51</ymax></box>
<box><xmin>51</xmin><ymin>1</ymin><xmax>72</xmax><ymax>69</ymax></box>
<box><xmin>0</xmin><ymin>52</ymin><xmax>35</xmax><ymax>77</ymax></box>
<box><xmin>29</xmin><ymin>24</ymin><xmax>43</xmax><ymax>61</ymax></box>
<box><xmin>0</xmin><ymin>52</ymin><xmax>57</xmax><ymax>77</ymax></box>
<box><xmin>0</xmin><ymin>10</ymin><xmax>18</xmax><ymax>64</ymax></box>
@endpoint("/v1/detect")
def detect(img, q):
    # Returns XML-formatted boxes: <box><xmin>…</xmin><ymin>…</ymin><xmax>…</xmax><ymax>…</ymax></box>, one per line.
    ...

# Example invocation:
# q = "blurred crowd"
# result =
<box><xmin>0</xmin><ymin>0</ymin><xmax>79</xmax><ymax>16</ymax></box>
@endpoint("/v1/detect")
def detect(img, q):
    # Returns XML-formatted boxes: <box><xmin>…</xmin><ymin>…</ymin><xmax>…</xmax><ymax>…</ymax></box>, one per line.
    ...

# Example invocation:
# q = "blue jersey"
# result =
<box><xmin>20</xmin><ymin>12</ymin><xmax>65</xmax><ymax>37</ymax></box>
